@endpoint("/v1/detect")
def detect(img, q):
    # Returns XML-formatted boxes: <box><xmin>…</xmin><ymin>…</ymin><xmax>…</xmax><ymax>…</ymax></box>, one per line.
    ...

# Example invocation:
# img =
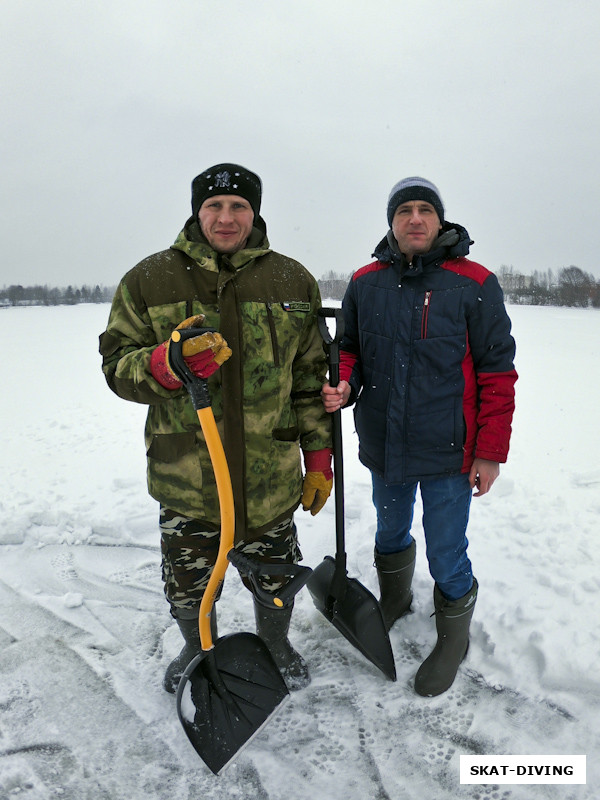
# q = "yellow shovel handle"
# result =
<box><xmin>196</xmin><ymin>406</ymin><xmax>235</xmax><ymax>651</ymax></box>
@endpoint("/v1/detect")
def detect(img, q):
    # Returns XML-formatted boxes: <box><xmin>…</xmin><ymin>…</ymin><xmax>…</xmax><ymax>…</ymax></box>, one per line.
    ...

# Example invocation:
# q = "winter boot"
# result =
<box><xmin>414</xmin><ymin>578</ymin><xmax>478</xmax><ymax>697</ymax></box>
<box><xmin>254</xmin><ymin>599</ymin><xmax>311</xmax><ymax>691</ymax></box>
<box><xmin>374</xmin><ymin>539</ymin><xmax>416</xmax><ymax>631</ymax></box>
<box><xmin>163</xmin><ymin>607</ymin><xmax>218</xmax><ymax>694</ymax></box>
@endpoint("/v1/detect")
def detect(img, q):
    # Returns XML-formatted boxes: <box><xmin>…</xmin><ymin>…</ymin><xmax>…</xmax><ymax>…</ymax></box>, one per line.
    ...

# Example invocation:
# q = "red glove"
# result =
<box><xmin>150</xmin><ymin>315</ymin><xmax>232</xmax><ymax>389</ymax></box>
<box><xmin>301</xmin><ymin>448</ymin><xmax>333</xmax><ymax>515</ymax></box>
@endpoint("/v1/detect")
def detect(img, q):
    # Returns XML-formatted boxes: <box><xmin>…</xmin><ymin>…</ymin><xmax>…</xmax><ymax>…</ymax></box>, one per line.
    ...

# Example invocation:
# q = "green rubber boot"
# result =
<box><xmin>374</xmin><ymin>539</ymin><xmax>416</xmax><ymax>631</ymax></box>
<box><xmin>415</xmin><ymin>578</ymin><xmax>478</xmax><ymax>697</ymax></box>
<box><xmin>163</xmin><ymin>607</ymin><xmax>218</xmax><ymax>694</ymax></box>
<box><xmin>254</xmin><ymin>600</ymin><xmax>310</xmax><ymax>691</ymax></box>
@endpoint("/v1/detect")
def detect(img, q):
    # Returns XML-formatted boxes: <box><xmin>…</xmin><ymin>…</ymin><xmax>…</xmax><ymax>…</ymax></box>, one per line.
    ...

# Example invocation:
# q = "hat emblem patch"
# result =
<box><xmin>215</xmin><ymin>171</ymin><xmax>231</xmax><ymax>188</ymax></box>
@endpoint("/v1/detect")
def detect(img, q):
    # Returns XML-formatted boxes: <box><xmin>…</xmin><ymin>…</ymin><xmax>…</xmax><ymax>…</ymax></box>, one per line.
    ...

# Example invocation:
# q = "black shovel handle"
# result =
<box><xmin>317</xmin><ymin>307</ymin><xmax>344</xmax><ymax>387</ymax></box>
<box><xmin>227</xmin><ymin>549</ymin><xmax>312</xmax><ymax>608</ymax></box>
<box><xmin>168</xmin><ymin>326</ymin><xmax>216</xmax><ymax>410</ymax></box>
<box><xmin>318</xmin><ymin>308</ymin><xmax>348</xmax><ymax>593</ymax></box>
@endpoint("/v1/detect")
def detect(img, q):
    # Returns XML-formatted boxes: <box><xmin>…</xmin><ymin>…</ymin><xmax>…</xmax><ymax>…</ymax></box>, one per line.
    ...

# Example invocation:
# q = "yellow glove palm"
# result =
<box><xmin>301</xmin><ymin>472</ymin><xmax>333</xmax><ymax>516</ymax></box>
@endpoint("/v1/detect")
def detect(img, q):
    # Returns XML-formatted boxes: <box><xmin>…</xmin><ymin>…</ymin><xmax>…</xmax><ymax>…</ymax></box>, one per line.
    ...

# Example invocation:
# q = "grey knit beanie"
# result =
<box><xmin>387</xmin><ymin>177</ymin><xmax>444</xmax><ymax>227</ymax></box>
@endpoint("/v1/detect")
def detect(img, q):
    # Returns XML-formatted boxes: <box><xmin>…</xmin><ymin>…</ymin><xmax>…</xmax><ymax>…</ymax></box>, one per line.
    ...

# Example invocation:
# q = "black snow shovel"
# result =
<box><xmin>168</xmin><ymin>326</ymin><xmax>310</xmax><ymax>774</ymax></box>
<box><xmin>306</xmin><ymin>308</ymin><xmax>396</xmax><ymax>681</ymax></box>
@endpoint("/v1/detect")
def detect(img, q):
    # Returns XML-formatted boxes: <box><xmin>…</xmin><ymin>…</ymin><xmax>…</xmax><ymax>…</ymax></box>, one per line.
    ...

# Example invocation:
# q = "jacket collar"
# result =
<box><xmin>171</xmin><ymin>215</ymin><xmax>272</xmax><ymax>270</ymax></box>
<box><xmin>372</xmin><ymin>221</ymin><xmax>473</xmax><ymax>276</ymax></box>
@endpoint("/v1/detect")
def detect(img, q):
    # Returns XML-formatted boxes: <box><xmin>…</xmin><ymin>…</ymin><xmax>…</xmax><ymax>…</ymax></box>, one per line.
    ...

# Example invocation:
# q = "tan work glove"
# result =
<box><xmin>150</xmin><ymin>314</ymin><xmax>232</xmax><ymax>389</ymax></box>
<box><xmin>301</xmin><ymin>448</ymin><xmax>333</xmax><ymax>515</ymax></box>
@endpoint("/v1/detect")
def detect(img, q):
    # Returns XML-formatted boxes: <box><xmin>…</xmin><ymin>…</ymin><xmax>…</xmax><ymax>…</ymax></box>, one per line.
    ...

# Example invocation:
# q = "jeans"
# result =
<box><xmin>372</xmin><ymin>472</ymin><xmax>473</xmax><ymax>600</ymax></box>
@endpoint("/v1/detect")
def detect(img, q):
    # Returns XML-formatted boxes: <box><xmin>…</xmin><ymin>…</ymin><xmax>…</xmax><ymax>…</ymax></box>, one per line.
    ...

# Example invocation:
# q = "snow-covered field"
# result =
<box><xmin>0</xmin><ymin>302</ymin><xmax>598</xmax><ymax>799</ymax></box>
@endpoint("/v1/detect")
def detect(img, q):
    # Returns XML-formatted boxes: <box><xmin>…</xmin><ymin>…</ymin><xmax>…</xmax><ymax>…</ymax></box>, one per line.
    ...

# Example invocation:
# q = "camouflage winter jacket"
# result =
<box><xmin>99</xmin><ymin>217</ymin><xmax>331</xmax><ymax>543</ymax></box>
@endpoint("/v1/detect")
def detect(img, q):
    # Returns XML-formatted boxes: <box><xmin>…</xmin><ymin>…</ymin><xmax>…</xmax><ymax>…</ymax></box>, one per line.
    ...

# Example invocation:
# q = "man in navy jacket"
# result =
<box><xmin>322</xmin><ymin>177</ymin><xmax>517</xmax><ymax>696</ymax></box>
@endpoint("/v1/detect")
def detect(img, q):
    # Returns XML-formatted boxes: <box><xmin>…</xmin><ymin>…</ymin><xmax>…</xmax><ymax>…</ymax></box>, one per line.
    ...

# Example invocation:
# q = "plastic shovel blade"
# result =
<box><xmin>176</xmin><ymin>632</ymin><xmax>289</xmax><ymax>774</ymax></box>
<box><xmin>307</xmin><ymin>556</ymin><xmax>396</xmax><ymax>681</ymax></box>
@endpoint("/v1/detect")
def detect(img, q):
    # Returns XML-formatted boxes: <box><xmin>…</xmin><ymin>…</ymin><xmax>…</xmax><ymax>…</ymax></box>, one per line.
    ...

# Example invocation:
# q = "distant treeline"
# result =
<box><xmin>319</xmin><ymin>265</ymin><xmax>600</xmax><ymax>308</ymax></box>
<box><xmin>0</xmin><ymin>284</ymin><xmax>116</xmax><ymax>306</ymax></box>
<box><xmin>495</xmin><ymin>265</ymin><xmax>599</xmax><ymax>307</ymax></box>
<box><xmin>2</xmin><ymin>265</ymin><xmax>599</xmax><ymax>308</ymax></box>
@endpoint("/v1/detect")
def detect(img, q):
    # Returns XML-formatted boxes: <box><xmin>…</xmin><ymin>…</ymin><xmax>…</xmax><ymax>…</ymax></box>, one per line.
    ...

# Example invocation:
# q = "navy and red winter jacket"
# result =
<box><xmin>340</xmin><ymin>222</ymin><xmax>517</xmax><ymax>484</ymax></box>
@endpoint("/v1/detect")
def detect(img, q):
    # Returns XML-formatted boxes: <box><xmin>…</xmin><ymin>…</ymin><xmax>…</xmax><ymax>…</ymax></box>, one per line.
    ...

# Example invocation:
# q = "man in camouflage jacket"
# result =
<box><xmin>100</xmin><ymin>163</ymin><xmax>332</xmax><ymax>691</ymax></box>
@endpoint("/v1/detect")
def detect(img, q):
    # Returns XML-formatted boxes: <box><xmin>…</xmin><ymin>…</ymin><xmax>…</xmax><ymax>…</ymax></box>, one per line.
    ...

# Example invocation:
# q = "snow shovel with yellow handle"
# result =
<box><xmin>168</xmin><ymin>325</ymin><xmax>302</xmax><ymax>775</ymax></box>
<box><xmin>306</xmin><ymin>308</ymin><xmax>396</xmax><ymax>681</ymax></box>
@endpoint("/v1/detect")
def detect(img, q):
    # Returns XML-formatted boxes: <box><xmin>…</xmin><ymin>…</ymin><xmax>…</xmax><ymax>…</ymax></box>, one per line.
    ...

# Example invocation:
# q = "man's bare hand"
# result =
<box><xmin>469</xmin><ymin>458</ymin><xmax>500</xmax><ymax>497</ymax></box>
<box><xmin>321</xmin><ymin>380</ymin><xmax>351</xmax><ymax>413</ymax></box>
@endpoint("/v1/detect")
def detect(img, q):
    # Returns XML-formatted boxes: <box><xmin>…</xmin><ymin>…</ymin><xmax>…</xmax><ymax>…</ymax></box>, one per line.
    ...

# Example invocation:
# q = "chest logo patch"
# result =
<box><xmin>282</xmin><ymin>301</ymin><xmax>311</xmax><ymax>312</ymax></box>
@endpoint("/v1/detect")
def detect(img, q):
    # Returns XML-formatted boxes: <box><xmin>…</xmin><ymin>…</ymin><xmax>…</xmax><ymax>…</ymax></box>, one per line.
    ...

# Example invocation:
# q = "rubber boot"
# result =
<box><xmin>374</xmin><ymin>539</ymin><xmax>416</xmax><ymax>631</ymax></box>
<box><xmin>163</xmin><ymin>607</ymin><xmax>218</xmax><ymax>694</ymax></box>
<box><xmin>254</xmin><ymin>600</ymin><xmax>311</xmax><ymax>691</ymax></box>
<box><xmin>414</xmin><ymin>578</ymin><xmax>478</xmax><ymax>697</ymax></box>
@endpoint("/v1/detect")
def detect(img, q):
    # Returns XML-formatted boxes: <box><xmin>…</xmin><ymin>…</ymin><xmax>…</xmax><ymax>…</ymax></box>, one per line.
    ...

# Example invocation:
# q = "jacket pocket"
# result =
<box><xmin>146</xmin><ymin>431</ymin><xmax>197</xmax><ymax>462</ymax></box>
<box><xmin>266</xmin><ymin>303</ymin><xmax>280</xmax><ymax>367</ymax></box>
<box><xmin>273</xmin><ymin>426</ymin><xmax>300</xmax><ymax>442</ymax></box>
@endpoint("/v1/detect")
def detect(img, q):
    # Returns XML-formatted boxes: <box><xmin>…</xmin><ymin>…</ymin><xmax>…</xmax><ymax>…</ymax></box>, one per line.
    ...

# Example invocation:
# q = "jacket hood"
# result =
<box><xmin>373</xmin><ymin>220</ymin><xmax>473</xmax><ymax>273</ymax></box>
<box><xmin>171</xmin><ymin>215</ymin><xmax>271</xmax><ymax>268</ymax></box>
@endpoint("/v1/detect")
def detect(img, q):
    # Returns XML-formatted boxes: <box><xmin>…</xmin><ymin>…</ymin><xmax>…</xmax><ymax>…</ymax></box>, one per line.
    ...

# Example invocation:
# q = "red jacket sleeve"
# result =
<box><xmin>475</xmin><ymin>370</ymin><xmax>517</xmax><ymax>462</ymax></box>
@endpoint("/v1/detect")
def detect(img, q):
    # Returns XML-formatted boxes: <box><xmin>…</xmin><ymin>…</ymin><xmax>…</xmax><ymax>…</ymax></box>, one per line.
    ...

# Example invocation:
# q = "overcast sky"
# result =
<box><xmin>3</xmin><ymin>0</ymin><xmax>599</xmax><ymax>289</ymax></box>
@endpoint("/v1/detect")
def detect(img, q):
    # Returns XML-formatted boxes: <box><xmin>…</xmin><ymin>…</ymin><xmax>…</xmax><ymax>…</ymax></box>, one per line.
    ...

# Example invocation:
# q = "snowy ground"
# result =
<box><xmin>0</xmin><ymin>302</ymin><xmax>598</xmax><ymax>800</ymax></box>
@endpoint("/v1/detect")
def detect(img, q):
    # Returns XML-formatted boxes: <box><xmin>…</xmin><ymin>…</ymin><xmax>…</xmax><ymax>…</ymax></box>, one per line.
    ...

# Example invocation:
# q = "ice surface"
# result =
<box><xmin>0</xmin><ymin>303</ymin><xmax>598</xmax><ymax>799</ymax></box>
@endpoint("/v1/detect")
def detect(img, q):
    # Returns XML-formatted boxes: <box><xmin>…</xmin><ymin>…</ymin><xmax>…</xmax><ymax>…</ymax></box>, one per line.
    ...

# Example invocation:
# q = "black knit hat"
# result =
<box><xmin>191</xmin><ymin>163</ymin><xmax>262</xmax><ymax>219</ymax></box>
<box><xmin>387</xmin><ymin>176</ymin><xmax>444</xmax><ymax>227</ymax></box>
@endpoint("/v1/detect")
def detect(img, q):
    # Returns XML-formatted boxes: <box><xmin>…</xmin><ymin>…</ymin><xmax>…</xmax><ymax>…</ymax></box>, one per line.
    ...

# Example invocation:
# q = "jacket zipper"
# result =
<box><xmin>266</xmin><ymin>303</ymin><xmax>280</xmax><ymax>366</ymax></box>
<box><xmin>421</xmin><ymin>291</ymin><xmax>432</xmax><ymax>339</ymax></box>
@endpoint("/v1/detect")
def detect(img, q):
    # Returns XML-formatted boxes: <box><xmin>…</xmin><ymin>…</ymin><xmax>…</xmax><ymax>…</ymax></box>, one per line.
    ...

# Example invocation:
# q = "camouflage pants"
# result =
<box><xmin>159</xmin><ymin>506</ymin><xmax>302</xmax><ymax>613</ymax></box>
